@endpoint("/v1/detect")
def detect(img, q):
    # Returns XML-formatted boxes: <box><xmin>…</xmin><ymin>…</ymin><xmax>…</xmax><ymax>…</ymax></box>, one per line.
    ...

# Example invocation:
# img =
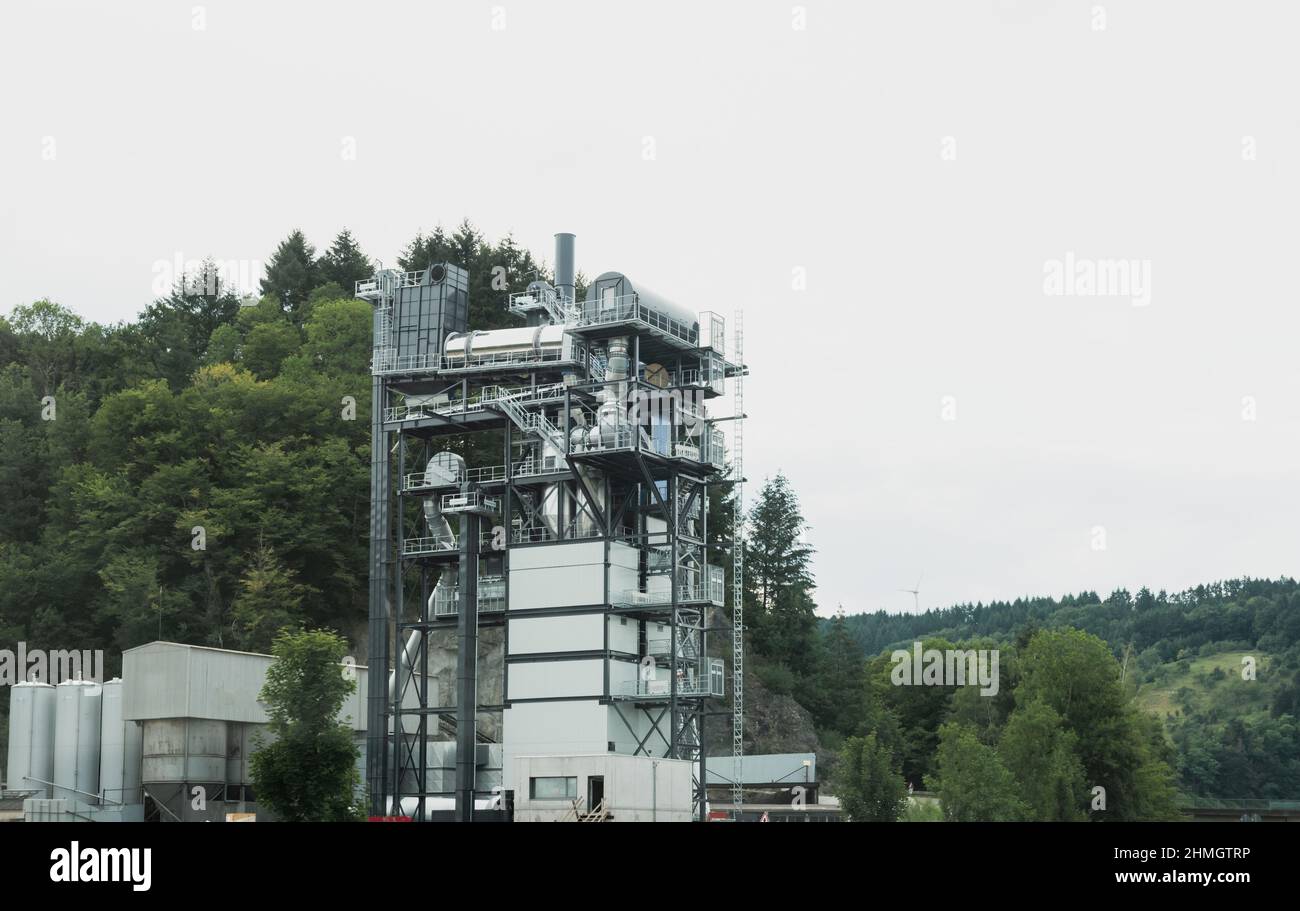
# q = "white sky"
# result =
<box><xmin>2</xmin><ymin>1</ymin><xmax>1297</xmax><ymax>617</ymax></box>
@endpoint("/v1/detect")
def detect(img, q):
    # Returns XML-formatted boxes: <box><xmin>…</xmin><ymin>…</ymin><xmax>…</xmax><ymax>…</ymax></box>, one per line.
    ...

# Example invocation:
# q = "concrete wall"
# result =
<box><xmin>512</xmin><ymin>753</ymin><xmax>694</xmax><ymax>822</ymax></box>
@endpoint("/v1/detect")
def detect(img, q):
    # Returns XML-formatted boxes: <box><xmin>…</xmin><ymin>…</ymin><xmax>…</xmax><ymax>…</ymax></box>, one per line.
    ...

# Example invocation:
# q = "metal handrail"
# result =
<box><xmin>612</xmin><ymin>579</ymin><xmax>724</xmax><ymax>608</ymax></box>
<box><xmin>570</xmin><ymin>294</ymin><xmax>698</xmax><ymax>346</ymax></box>
<box><xmin>404</xmin><ymin>464</ymin><xmax>506</xmax><ymax>491</ymax></box>
<box><xmin>612</xmin><ymin>662</ymin><xmax>725</xmax><ymax>699</ymax></box>
<box><xmin>432</xmin><ymin>576</ymin><xmax>507</xmax><ymax>617</ymax></box>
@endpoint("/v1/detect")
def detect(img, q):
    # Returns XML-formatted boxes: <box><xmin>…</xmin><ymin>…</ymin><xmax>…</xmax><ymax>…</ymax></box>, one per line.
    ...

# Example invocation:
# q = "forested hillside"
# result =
<box><xmin>0</xmin><ymin>222</ymin><xmax>546</xmax><ymax>662</ymax></box>
<box><xmin>820</xmin><ymin>582</ymin><xmax>1300</xmax><ymax>807</ymax></box>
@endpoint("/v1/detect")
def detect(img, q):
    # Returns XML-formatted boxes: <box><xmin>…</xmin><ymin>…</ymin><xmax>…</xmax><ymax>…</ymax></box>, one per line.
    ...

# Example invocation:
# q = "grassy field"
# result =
<box><xmin>1134</xmin><ymin>650</ymin><xmax>1271</xmax><ymax>720</ymax></box>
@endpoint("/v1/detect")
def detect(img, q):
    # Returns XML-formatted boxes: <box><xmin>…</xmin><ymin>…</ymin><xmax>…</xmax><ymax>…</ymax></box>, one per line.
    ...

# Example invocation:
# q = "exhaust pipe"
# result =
<box><xmin>554</xmin><ymin>233</ymin><xmax>575</xmax><ymax>303</ymax></box>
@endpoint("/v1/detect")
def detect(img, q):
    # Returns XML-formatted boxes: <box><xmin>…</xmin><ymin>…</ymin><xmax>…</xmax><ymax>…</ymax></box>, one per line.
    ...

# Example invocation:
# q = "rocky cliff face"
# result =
<box><xmin>704</xmin><ymin>665</ymin><xmax>822</xmax><ymax>759</ymax></box>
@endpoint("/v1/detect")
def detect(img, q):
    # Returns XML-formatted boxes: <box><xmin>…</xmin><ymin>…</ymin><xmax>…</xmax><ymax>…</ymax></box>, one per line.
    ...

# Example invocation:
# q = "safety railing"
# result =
<box><xmin>569</xmin><ymin>294</ymin><xmax>698</xmax><ymax>346</ymax></box>
<box><xmin>645</xmin><ymin>638</ymin><xmax>672</xmax><ymax>659</ymax></box>
<box><xmin>404</xmin><ymin>464</ymin><xmax>506</xmax><ymax>492</ymax></box>
<box><xmin>440</xmin><ymin>491</ymin><xmax>501</xmax><ymax>514</ymax></box>
<box><xmin>402</xmin><ymin>533</ymin><xmax>458</xmax><ymax>556</ymax></box>
<box><xmin>512</xmin><ymin>455</ymin><xmax>565</xmax><ymax>478</ymax></box>
<box><xmin>569</xmin><ymin>422</ymin><xmax>637</xmax><ymax>454</ymax></box>
<box><xmin>442</xmin><ymin>346</ymin><xmax>571</xmax><ymax>372</ymax></box>
<box><xmin>612</xmin><ymin>661</ymin><xmax>725</xmax><ymax>699</ymax></box>
<box><xmin>431</xmin><ymin>576</ymin><xmax>507</xmax><ymax>617</ymax></box>
<box><xmin>611</xmin><ymin>576</ymin><xmax>724</xmax><ymax>608</ymax></box>
<box><xmin>507</xmin><ymin>288</ymin><xmax>573</xmax><ymax>325</ymax></box>
<box><xmin>509</xmin><ymin>520</ymin><xmax>628</xmax><ymax>545</ymax></box>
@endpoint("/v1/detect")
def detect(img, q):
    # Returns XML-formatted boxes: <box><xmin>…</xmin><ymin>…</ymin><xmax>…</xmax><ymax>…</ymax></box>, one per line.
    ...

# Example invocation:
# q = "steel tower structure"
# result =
<box><xmin>360</xmin><ymin>235</ymin><xmax>745</xmax><ymax>821</ymax></box>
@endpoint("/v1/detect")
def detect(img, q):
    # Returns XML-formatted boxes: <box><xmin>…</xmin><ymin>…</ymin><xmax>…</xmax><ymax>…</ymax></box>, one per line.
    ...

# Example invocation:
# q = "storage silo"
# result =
<box><xmin>52</xmin><ymin>681</ymin><xmax>102</xmax><ymax>805</ymax></box>
<box><xmin>6</xmin><ymin>681</ymin><xmax>56</xmax><ymax>796</ymax></box>
<box><xmin>98</xmin><ymin>679</ymin><xmax>142</xmax><ymax>807</ymax></box>
<box><xmin>141</xmin><ymin>718</ymin><xmax>229</xmax><ymax>819</ymax></box>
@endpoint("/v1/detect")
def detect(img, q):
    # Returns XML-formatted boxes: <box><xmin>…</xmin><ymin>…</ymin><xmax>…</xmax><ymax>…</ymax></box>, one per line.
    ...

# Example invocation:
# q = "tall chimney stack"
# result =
<box><xmin>554</xmin><ymin>233</ymin><xmax>575</xmax><ymax>303</ymax></box>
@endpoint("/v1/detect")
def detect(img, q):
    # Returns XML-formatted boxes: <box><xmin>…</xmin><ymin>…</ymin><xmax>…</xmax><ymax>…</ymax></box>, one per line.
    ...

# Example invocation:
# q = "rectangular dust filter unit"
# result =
<box><xmin>394</xmin><ymin>263</ymin><xmax>469</xmax><ymax>362</ymax></box>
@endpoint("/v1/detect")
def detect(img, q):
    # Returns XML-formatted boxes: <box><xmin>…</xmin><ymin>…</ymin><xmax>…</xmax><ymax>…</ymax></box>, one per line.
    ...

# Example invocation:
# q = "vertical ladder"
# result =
<box><xmin>731</xmin><ymin>310</ymin><xmax>745</xmax><ymax>818</ymax></box>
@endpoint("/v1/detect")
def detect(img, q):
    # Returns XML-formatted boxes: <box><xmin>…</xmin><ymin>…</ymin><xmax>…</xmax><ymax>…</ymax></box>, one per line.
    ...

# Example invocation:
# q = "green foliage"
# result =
<box><xmin>317</xmin><ymin>229</ymin><xmax>372</xmax><ymax>293</ymax></box>
<box><xmin>260</xmin><ymin>230</ymin><xmax>319</xmax><ymax>323</ymax></box>
<box><xmin>250</xmin><ymin>629</ymin><xmax>362</xmax><ymax>821</ymax></box>
<box><xmin>933</xmin><ymin>722</ymin><xmax>1026</xmax><ymax>821</ymax></box>
<box><xmin>836</xmin><ymin>733</ymin><xmax>908</xmax><ymax>822</ymax></box>
<box><xmin>1017</xmin><ymin>629</ymin><xmax>1179</xmax><ymax>821</ymax></box>
<box><xmin>998</xmin><ymin>699</ymin><xmax>1086</xmax><ymax>820</ymax></box>
<box><xmin>901</xmin><ymin>798</ymin><xmax>944</xmax><ymax>822</ymax></box>
<box><xmin>230</xmin><ymin>538</ymin><xmax>313</xmax><ymax>651</ymax></box>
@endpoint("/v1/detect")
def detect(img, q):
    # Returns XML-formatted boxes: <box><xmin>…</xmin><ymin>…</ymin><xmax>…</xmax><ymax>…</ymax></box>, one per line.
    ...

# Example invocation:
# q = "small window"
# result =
<box><xmin>529</xmin><ymin>776</ymin><xmax>577</xmax><ymax>800</ymax></box>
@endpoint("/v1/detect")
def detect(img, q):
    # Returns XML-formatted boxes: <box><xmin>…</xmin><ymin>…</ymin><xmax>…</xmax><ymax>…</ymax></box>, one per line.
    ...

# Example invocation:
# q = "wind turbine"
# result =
<box><xmin>899</xmin><ymin>573</ymin><xmax>923</xmax><ymax>612</ymax></box>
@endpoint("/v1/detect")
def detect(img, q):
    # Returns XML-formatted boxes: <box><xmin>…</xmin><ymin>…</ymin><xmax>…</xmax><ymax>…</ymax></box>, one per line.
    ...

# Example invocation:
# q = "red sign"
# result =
<box><xmin>367</xmin><ymin>816</ymin><xmax>413</xmax><ymax>822</ymax></box>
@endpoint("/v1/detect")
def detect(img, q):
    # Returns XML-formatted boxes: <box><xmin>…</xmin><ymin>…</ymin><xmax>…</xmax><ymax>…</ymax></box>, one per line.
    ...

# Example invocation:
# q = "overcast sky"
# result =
<box><xmin>2</xmin><ymin>1</ymin><xmax>1297</xmax><ymax>618</ymax></box>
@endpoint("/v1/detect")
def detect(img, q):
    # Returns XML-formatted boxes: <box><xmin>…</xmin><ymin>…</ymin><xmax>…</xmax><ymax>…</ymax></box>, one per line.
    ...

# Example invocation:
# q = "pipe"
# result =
<box><xmin>387</xmin><ymin>453</ymin><xmax>461</xmax><ymax>720</ymax></box>
<box><xmin>554</xmin><ymin>233</ymin><xmax>575</xmax><ymax>303</ymax></box>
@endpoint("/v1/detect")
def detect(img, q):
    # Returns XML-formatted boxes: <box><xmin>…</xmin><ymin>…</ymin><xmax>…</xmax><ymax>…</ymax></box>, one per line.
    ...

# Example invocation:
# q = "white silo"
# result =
<box><xmin>53</xmin><ymin>680</ymin><xmax>102</xmax><ymax>805</ymax></box>
<box><xmin>98</xmin><ymin>679</ymin><xmax>142</xmax><ymax>807</ymax></box>
<box><xmin>6</xmin><ymin>681</ymin><xmax>56</xmax><ymax>796</ymax></box>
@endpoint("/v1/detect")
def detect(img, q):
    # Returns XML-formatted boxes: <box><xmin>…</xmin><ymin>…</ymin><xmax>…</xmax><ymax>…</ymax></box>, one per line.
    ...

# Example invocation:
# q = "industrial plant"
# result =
<box><xmin>1</xmin><ymin>234</ymin><xmax>764</xmax><ymax>822</ymax></box>
<box><xmin>359</xmin><ymin>232</ymin><xmax>749</xmax><ymax>821</ymax></box>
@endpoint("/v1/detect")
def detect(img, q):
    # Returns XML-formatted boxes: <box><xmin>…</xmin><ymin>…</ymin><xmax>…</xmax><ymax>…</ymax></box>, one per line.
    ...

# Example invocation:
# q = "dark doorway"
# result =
<box><xmin>587</xmin><ymin>776</ymin><xmax>605</xmax><ymax>812</ymax></box>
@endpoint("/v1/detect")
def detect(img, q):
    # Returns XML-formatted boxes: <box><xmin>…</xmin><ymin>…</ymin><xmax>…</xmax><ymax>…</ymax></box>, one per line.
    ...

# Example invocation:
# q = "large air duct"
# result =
<box><xmin>554</xmin><ymin>233</ymin><xmax>575</xmax><ymax>303</ymax></box>
<box><xmin>388</xmin><ymin>452</ymin><xmax>464</xmax><ymax>733</ymax></box>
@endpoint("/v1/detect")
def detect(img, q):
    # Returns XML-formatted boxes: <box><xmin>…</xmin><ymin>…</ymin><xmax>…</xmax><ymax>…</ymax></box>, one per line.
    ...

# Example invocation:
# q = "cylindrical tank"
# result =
<box><xmin>141</xmin><ymin>719</ymin><xmax>227</xmax><ymax>785</ymax></box>
<box><xmin>6</xmin><ymin>681</ymin><xmax>56</xmax><ymax>796</ymax></box>
<box><xmin>53</xmin><ymin>680</ymin><xmax>102</xmax><ymax>804</ymax></box>
<box><xmin>98</xmin><ymin>679</ymin><xmax>143</xmax><ymax>806</ymax></box>
<box><xmin>443</xmin><ymin>325</ymin><xmax>564</xmax><ymax>361</ymax></box>
<box><xmin>226</xmin><ymin>722</ymin><xmax>274</xmax><ymax>788</ymax></box>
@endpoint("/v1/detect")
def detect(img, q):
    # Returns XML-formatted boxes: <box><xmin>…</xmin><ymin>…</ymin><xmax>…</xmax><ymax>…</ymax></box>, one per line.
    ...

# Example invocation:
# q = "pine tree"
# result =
<box><xmin>816</xmin><ymin>608</ymin><xmax>866</xmax><ymax>734</ymax></box>
<box><xmin>230</xmin><ymin>538</ymin><xmax>310</xmax><ymax>650</ymax></box>
<box><xmin>743</xmin><ymin>473</ymin><xmax>816</xmax><ymax>662</ymax></box>
<box><xmin>260</xmin><ymin>230</ymin><xmax>319</xmax><ymax>323</ymax></box>
<box><xmin>317</xmin><ymin>229</ymin><xmax>372</xmax><ymax>292</ymax></box>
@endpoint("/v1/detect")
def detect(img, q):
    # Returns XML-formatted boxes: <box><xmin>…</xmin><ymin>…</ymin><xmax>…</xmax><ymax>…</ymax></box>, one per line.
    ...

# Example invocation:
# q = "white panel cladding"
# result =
<box><xmin>511</xmin><ymin>752</ymin><xmax>695</xmax><ymax>822</ymax></box>
<box><xmin>608</xmin><ymin>657</ymin><xmax>640</xmax><ymax>692</ymax></box>
<box><xmin>509</xmin><ymin>614</ymin><xmax>603</xmax><ymax>655</ymax></box>
<box><xmin>609</xmin><ymin>542</ymin><xmax>639</xmax><ymax>596</ymax></box>
<box><xmin>608</xmin><ymin>615</ymin><xmax>639</xmax><ymax>654</ymax></box>
<box><xmin>509</xmin><ymin>541</ymin><xmax>606</xmax><ymax>610</ymax></box>
<box><xmin>502</xmin><ymin>701</ymin><xmax>608</xmax><ymax>793</ymax></box>
<box><xmin>510</xmin><ymin>541</ymin><xmax>603</xmax><ymax>570</ymax></box>
<box><xmin>606</xmin><ymin>704</ymin><xmax>661</xmax><ymax>755</ymax></box>
<box><xmin>508</xmin><ymin>659</ymin><xmax>603</xmax><ymax>700</ymax></box>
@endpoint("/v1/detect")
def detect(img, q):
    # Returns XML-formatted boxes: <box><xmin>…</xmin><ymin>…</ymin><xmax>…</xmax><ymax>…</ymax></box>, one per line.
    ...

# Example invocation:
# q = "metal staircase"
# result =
<box><xmin>493</xmin><ymin>390</ymin><xmax>566</xmax><ymax>454</ymax></box>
